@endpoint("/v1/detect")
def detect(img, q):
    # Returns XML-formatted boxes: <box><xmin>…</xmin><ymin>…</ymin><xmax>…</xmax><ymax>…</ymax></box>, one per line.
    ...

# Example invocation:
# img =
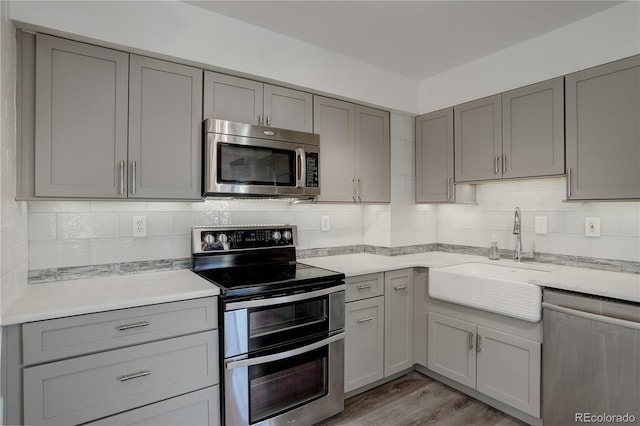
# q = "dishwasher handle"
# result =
<box><xmin>543</xmin><ymin>302</ymin><xmax>640</xmax><ymax>331</ymax></box>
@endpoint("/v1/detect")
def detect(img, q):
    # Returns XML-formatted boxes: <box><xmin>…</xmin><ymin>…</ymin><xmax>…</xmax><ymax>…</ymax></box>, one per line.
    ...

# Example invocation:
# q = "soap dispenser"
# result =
<box><xmin>489</xmin><ymin>234</ymin><xmax>500</xmax><ymax>260</ymax></box>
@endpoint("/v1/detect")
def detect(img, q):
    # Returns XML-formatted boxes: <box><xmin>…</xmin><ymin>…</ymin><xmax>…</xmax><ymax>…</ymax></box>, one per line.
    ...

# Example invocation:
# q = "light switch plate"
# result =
<box><xmin>321</xmin><ymin>216</ymin><xmax>330</xmax><ymax>232</ymax></box>
<box><xmin>535</xmin><ymin>216</ymin><xmax>547</xmax><ymax>235</ymax></box>
<box><xmin>585</xmin><ymin>217</ymin><xmax>600</xmax><ymax>237</ymax></box>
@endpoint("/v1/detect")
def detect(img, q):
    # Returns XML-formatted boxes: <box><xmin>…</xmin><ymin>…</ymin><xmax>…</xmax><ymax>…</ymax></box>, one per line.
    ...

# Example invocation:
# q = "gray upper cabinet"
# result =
<box><xmin>128</xmin><ymin>55</ymin><xmax>202</xmax><ymax>199</ymax></box>
<box><xmin>566</xmin><ymin>55</ymin><xmax>640</xmax><ymax>200</ymax></box>
<box><xmin>415</xmin><ymin>108</ymin><xmax>454</xmax><ymax>203</ymax></box>
<box><xmin>34</xmin><ymin>34</ymin><xmax>129</xmax><ymax>198</ymax></box>
<box><xmin>204</xmin><ymin>71</ymin><xmax>313</xmax><ymax>132</ymax></box>
<box><xmin>314</xmin><ymin>96</ymin><xmax>390</xmax><ymax>203</ymax></box>
<box><xmin>454</xmin><ymin>94</ymin><xmax>502</xmax><ymax>182</ymax></box>
<box><xmin>502</xmin><ymin>77</ymin><xmax>564</xmax><ymax>179</ymax></box>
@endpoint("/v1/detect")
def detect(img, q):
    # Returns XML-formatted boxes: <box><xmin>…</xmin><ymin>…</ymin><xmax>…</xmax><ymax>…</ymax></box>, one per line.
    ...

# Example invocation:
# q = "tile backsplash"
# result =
<box><xmin>26</xmin><ymin>112</ymin><xmax>640</xmax><ymax>272</ymax></box>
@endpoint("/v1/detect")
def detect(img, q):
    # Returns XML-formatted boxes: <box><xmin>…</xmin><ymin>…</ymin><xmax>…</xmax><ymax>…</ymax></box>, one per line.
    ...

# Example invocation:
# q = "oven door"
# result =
<box><xmin>224</xmin><ymin>333</ymin><xmax>345</xmax><ymax>426</ymax></box>
<box><xmin>205</xmin><ymin>133</ymin><xmax>311</xmax><ymax>196</ymax></box>
<box><xmin>224</xmin><ymin>287</ymin><xmax>345</xmax><ymax>358</ymax></box>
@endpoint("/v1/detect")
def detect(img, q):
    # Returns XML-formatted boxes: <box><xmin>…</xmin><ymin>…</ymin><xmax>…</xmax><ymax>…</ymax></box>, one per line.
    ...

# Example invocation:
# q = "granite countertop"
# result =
<box><xmin>300</xmin><ymin>252</ymin><xmax>640</xmax><ymax>303</ymax></box>
<box><xmin>1</xmin><ymin>270</ymin><xmax>219</xmax><ymax>325</ymax></box>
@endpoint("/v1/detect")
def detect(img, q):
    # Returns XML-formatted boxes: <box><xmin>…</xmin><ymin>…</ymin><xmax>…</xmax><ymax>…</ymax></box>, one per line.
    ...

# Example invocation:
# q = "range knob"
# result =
<box><xmin>283</xmin><ymin>230</ymin><xmax>293</xmax><ymax>241</ymax></box>
<box><xmin>217</xmin><ymin>234</ymin><xmax>228</xmax><ymax>243</ymax></box>
<box><xmin>271</xmin><ymin>231</ymin><xmax>282</xmax><ymax>242</ymax></box>
<box><xmin>203</xmin><ymin>233</ymin><xmax>215</xmax><ymax>245</ymax></box>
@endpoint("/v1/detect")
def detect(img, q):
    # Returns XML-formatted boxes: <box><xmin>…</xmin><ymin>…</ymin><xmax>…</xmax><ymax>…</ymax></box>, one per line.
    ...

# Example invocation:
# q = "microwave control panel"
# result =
<box><xmin>306</xmin><ymin>152</ymin><xmax>319</xmax><ymax>188</ymax></box>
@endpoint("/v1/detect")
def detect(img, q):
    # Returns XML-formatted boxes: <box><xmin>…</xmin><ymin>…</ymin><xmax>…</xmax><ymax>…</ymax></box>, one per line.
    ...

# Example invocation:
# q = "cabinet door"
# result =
<box><xmin>427</xmin><ymin>312</ymin><xmax>476</xmax><ymax>388</ymax></box>
<box><xmin>566</xmin><ymin>55</ymin><xmax>640</xmax><ymax>200</ymax></box>
<box><xmin>503</xmin><ymin>77</ymin><xmax>564</xmax><ymax>179</ymax></box>
<box><xmin>203</xmin><ymin>72</ymin><xmax>263</xmax><ymax>125</ymax></box>
<box><xmin>355</xmin><ymin>105</ymin><xmax>390</xmax><ymax>203</ymax></box>
<box><xmin>86</xmin><ymin>386</ymin><xmax>220</xmax><ymax>426</ymax></box>
<box><xmin>384</xmin><ymin>269</ymin><xmax>414</xmax><ymax>377</ymax></box>
<box><xmin>454</xmin><ymin>94</ymin><xmax>502</xmax><ymax>182</ymax></box>
<box><xmin>128</xmin><ymin>55</ymin><xmax>202</xmax><ymax>199</ymax></box>
<box><xmin>476</xmin><ymin>326</ymin><xmax>541</xmax><ymax>418</ymax></box>
<box><xmin>313</xmin><ymin>96</ymin><xmax>356</xmax><ymax>202</ymax></box>
<box><xmin>415</xmin><ymin>108</ymin><xmax>454</xmax><ymax>203</ymax></box>
<box><xmin>34</xmin><ymin>34</ymin><xmax>129</xmax><ymax>198</ymax></box>
<box><xmin>263</xmin><ymin>84</ymin><xmax>313</xmax><ymax>132</ymax></box>
<box><xmin>344</xmin><ymin>297</ymin><xmax>384</xmax><ymax>393</ymax></box>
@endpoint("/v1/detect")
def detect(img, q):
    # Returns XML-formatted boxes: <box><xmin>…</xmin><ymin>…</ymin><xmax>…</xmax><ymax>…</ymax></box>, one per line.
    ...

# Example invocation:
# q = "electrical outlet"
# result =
<box><xmin>321</xmin><ymin>216</ymin><xmax>330</xmax><ymax>232</ymax></box>
<box><xmin>133</xmin><ymin>216</ymin><xmax>147</xmax><ymax>237</ymax></box>
<box><xmin>535</xmin><ymin>216</ymin><xmax>548</xmax><ymax>235</ymax></box>
<box><xmin>585</xmin><ymin>217</ymin><xmax>600</xmax><ymax>237</ymax></box>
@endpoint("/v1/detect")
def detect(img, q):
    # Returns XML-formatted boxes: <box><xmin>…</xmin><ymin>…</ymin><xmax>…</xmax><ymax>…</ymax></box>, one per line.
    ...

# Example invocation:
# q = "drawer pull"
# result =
<box><xmin>358</xmin><ymin>317</ymin><xmax>374</xmax><ymax>323</ymax></box>
<box><xmin>394</xmin><ymin>285</ymin><xmax>408</xmax><ymax>292</ymax></box>
<box><xmin>117</xmin><ymin>321</ymin><xmax>150</xmax><ymax>331</ymax></box>
<box><xmin>357</xmin><ymin>284</ymin><xmax>374</xmax><ymax>290</ymax></box>
<box><xmin>118</xmin><ymin>370</ymin><xmax>151</xmax><ymax>382</ymax></box>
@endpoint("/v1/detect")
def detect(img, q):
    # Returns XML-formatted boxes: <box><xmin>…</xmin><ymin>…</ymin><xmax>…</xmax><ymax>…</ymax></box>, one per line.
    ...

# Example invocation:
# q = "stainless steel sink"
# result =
<box><xmin>429</xmin><ymin>262</ymin><xmax>550</xmax><ymax>322</ymax></box>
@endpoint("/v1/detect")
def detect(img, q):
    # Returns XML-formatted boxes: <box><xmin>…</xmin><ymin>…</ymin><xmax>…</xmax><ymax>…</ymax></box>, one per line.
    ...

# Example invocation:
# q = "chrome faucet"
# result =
<box><xmin>513</xmin><ymin>207</ymin><xmax>523</xmax><ymax>261</ymax></box>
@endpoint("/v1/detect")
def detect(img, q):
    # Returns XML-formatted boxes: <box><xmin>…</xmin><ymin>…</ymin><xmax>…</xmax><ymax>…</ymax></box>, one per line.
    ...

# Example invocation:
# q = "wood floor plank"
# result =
<box><xmin>321</xmin><ymin>372</ymin><xmax>526</xmax><ymax>426</ymax></box>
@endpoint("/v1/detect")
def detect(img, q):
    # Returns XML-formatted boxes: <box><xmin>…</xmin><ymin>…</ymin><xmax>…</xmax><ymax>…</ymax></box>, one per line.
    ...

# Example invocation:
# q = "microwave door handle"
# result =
<box><xmin>225</xmin><ymin>332</ymin><xmax>345</xmax><ymax>370</ymax></box>
<box><xmin>296</xmin><ymin>148</ymin><xmax>306</xmax><ymax>188</ymax></box>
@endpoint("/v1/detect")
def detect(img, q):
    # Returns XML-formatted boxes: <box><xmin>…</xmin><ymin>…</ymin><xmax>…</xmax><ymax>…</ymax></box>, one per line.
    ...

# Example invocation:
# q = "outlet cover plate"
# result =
<box><xmin>133</xmin><ymin>215</ymin><xmax>147</xmax><ymax>237</ymax></box>
<box><xmin>585</xmin><ymin>217</ymin><xmax>600</xmax><ymax>237</ymax></box>
<box><xmin>321</xmin><ymin>216</ymin><xmax>330</xmax><ymax>232</ymax></box>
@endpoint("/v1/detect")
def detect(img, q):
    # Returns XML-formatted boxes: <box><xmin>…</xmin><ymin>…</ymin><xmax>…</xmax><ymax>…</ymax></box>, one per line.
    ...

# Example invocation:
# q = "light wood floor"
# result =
<box><xmin>321</xmin><ymin>372</ymin><xmax>527</xmax><ymax>426</ymax></box>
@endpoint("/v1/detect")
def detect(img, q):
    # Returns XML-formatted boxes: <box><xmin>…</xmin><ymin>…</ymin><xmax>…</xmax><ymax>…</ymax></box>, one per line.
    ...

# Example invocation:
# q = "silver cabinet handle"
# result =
<box><xmin>131</xmin><ymin>161</ymin><xmax>137</xmax><ymax>195</ymax></box>
<box><xmin>226</xmin><ymin>332</ymin><xmax>345</xmax><ymax>370</ymax></box>
<box><xmin>258</xmin><ymin>115</ymin><xmax>263</xmax><ymax>125</ymax></box>
<box><xmin>494</xmin><ymin>156</ymin><xmax>499</xmax><ymax>174</ymax></box>
<box><xmin>119</xmin><ymin>160</ymin><xmax>125</xmax><ymax>195</ymax></box>
<box><xmin>394</xmin><ymin>285</ymin><xmax>408</xmax><ymax>292</ymax></box>
<box><xmin>358</xmin><ymin>317</ymin><xmax>374</xmax><ymax>323</ymax></box>
<box><xmin>358</xmin><ymin>177</ymin><xmax>362</xmax><ymax>202</ymax></box>
<box><xmin>117</xmin><ymin>321</ymin><xmax>150</xmax><ymax>331</ymax></box>
<box><xmin>352</xmin><ymin>177</ymin><xmax>357</xmax><ymax>202</ymax></box>
<box><xmin>447</xmin><ymin>178</ymin><xmax>452</xmax><ymax>200</ymax></box>
<box><xmin>266</xmin><ymin>115</ymin><xmax>271</xmax><ymax>126</ymax></box>
<box><xmin>476</xmin><ymin>334</ymin><xmax>481</xmax><ymax>353</ymax></box>
<box><xmin>357</xmin><ymin>283</ymin><xmax>374</xmax><ymax>290</ymax></box>
<box><xmin>567</xmin><ymin>167</ymin><xmax>572</xmax><ymax>198</ymax></box>
<box><xmin>118</xmin><ymin>370</ymin><xmax>151</xmax><ymax>382</ymax></box>
<box><xmin>295</xmin><ymin>148</ymin><xmax>306</xmax><ymax>188</ymax></box>
<box><xmin>468</xmin><ymin>332</ymin><xmax>474</xmax><ymax>350</ymax></box>
<box><xmin>503</xmin><ymin>155</ymin><xmax>507</xmax><ymax>172</ymax></box>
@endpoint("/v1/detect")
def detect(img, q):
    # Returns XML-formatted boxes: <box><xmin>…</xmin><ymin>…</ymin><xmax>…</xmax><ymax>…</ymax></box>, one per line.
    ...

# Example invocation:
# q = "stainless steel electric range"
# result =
<box><xmin>191</xmin><ymin>225</ymin><xmax>345</xmax><ymax>426</ymax></box>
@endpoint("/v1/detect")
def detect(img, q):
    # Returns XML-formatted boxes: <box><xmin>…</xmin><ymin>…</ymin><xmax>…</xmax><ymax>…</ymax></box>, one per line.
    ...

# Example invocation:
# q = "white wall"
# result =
<box><xmin>419</xmin><ymin>1</ymin><xmax>640</xmax><ymax>113</ymax></box>
<box><xmin>0</xmin><ymin>1</ymin><xmax>28</xmax><ymax>317</ymax></box>
<box><xmin>9</xmin><ymin>0</ymin><xmax>418</xmax><ymax>114</ymax></box>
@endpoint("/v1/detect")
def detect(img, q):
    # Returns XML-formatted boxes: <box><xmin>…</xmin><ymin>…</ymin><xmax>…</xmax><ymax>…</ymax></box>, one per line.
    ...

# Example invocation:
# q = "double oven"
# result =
<box><xmin>192</xmin><ymin>225</ymin><xmax>345</xmax><ymax>426</ymax></box>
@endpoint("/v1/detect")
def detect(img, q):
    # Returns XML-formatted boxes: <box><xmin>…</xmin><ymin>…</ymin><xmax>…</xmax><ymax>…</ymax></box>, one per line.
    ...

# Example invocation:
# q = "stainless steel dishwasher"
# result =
<box><xmin>542</xmin><ymin>289</ymin><xmax>639</xmax><ymax>426</ymax></box>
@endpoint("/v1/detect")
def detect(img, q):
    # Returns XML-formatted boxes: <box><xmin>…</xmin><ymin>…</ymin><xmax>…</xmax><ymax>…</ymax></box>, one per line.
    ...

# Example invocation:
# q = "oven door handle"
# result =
<box><xmin>225</xmin><ymin>284</ymin><xmax>346</xmax><ymax>311</ymax></box>
<box><xmin>225</xmin><ymin>332</ymin><xmax>345</xmax><ymax>370</ymax></box>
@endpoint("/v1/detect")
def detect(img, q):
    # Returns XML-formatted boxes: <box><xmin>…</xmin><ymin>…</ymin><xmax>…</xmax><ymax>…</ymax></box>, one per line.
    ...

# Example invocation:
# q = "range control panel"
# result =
<box><xmin>192</xmin><ymin>225</ymin><xmax>296</xmax><ymax>253</ymax></box>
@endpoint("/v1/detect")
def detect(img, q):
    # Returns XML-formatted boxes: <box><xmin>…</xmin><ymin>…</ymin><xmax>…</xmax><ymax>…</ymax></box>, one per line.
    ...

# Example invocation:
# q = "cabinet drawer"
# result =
<box><xmin>22</xmin><ymin>297</ymin><xmax>217</xmax><ymax>365</ymax></box>
<box><xmin>23</xmin><ymin>330</ymin><xmax>219</xmax><ymax>425</ymax></box>
<box><xmin>86</xmin><ymin>386</ymin><xmax>220</xmax><ymax>426</ymax></box>
<box><xmin>345</xmin><ymin>273</ymin><xmax>384</xmax><ymax>302</ymax></box>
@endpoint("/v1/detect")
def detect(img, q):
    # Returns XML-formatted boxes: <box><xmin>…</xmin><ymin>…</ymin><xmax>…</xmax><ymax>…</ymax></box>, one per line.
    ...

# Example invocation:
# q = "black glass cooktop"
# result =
<box><xmin>195</xmin><ymin>262</ymin><xmax>344</xmax><ymax>300</ymax></box>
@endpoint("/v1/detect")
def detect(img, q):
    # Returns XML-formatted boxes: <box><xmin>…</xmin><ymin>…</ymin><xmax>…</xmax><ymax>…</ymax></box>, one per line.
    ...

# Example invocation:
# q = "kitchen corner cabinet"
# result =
<box><xmin>384</xmin><ymin>269</ymin><xmax>414</xmax><ymax>376</ymax></box>
<box><xmin>565</xmin><ymin>55</ymin><xmax>640</xmax><ymax>200</ymax></box>
<box><xmin>203</xmin><ymin>71</ymin><xmax>313</xmax><ymax>132</ymax></box>
<box><xmin>31</xmin><ymin>34</ymin><xmax>203</xmax><ymax>200</ymax></box>
<box><xmin>415</xmin><ymin>108</ymin><xmax>455</xmax><ymax>203</ymax></box>
<box><xmin>313</xmin><ymin>96</ymin><xmax>390</xmax><ymax>203</ymax></box>
<box><xmin>19</xmin><ymin>297</ymin><xmax>221</xmax><ymax>426</ymax></box>
<box><xmin>454</xmin><ymin>77</ymin><xmax>564</xmax><ymax>183</ymax></box>
<box><xmin>427</xmin><ymin>312</ymin><xmax>541</xmax><ymax>417</ymax></box>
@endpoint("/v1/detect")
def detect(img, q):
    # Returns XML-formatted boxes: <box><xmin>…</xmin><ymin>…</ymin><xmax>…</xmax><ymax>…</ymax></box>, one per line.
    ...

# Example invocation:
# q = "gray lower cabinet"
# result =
<box><xmin>128</xmin><ymin>55</ymin><xmax>203</xmax><ymax>199</ymax></box>
<box><xmin>19</xmin><ymin>297</ymin><xmax>220</xmax><ymax>426</ymax></box>
<box><xmin>30</xmin><ymin>33</ymin><xmax>203</xmax><ymax>200</ymax></box>
<box><xmin>565</xmin><ymin>55</ymin><xmax>640</xmax><ymax>200</ymax></box>
<box><xmin>454</xmin><ymin>94</ymin><xmax>502</xmax><ymax>182</ymax></box>
<box><xmin>313</xmin><ymin>96</ymin><xmax>390</xmax><ymax>203</ymax></box>
<box><xmin>383</xmin><ymin>269</ymin><xmax>413</xmax><ymax>376</ymax></box>
<box><xmin>415</xmin><ymin>108</ymin><xmax>455</xmax><ymax>203</ymax></box>
<box><xmin>427</xmin><ymin>312</ymin><xmax>541</xmax><ymax>418</ymax></box>
<box><xmin>203</xmin><ymin>71</ymin><xmax>313</xmax><ymax>132</ymax></box>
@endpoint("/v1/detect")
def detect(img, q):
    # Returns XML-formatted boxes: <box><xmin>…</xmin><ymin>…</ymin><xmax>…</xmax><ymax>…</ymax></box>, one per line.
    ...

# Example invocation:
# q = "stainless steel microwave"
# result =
<box><xmin>203</xmin><ymin>118</ymin><xmax>320</xmax><ymax>198</ymax></box>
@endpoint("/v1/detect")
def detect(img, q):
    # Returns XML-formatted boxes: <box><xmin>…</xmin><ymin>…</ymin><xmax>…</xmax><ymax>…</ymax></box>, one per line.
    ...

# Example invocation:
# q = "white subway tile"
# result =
<box><xmin>90</xmin><ymin>201</ymin><xmax>149</xmax><ymax>212</ymax></box>
<box><xmin>90</xmin><ymin>238</ymin><xmax>148</xmax><ymax>264</ymax></box>
<box><xmin>592</xmin><ymin>237</ymin><xmax>640</xmax><ymax>262</ymax></box>
<box><xmin>29</xmin><ymin>240</ymin><xmax>91</xmax><ymax>269</ymax></box>
<box><xmin>28</xmin><ymin>201</ymin><xmax>91</xmax><ymax>213</ymax></box>
<box><xmin>147</xmin><ymin>235</ymin><xmax>191</xmax><ymax>259</ymax></box>
<box><xmin>28</xmin><ymin>213</ymin><xmax>57</xmax><ymax>241</ymax></box>
<box><xmin>57</xmin><ymin>213</ymin><xmax>120</xmax><ymax>239</ymax></box>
